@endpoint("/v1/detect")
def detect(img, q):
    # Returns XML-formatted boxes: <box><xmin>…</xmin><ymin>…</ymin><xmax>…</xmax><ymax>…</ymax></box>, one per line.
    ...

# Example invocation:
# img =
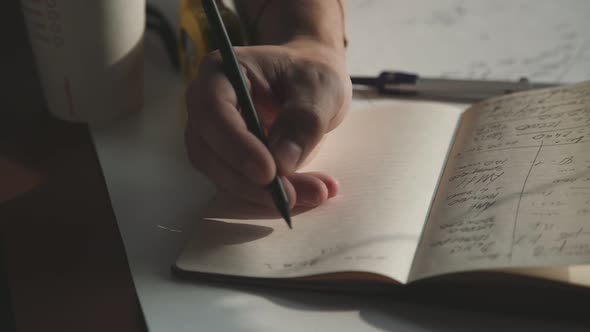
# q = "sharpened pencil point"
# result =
<box><xmin>283</xmin><ymin>211</ymin><xmax>292</xmax><ymax>229</ymax></box>
<box><xmin>272</xmin><ymin>177</ymin><xmax>293</xmax><ymax>229</ymax></box>
<box><xmin>270</xmin><ymin>176</ymin><xmax>293</xmax><ymax>229</ymax></box>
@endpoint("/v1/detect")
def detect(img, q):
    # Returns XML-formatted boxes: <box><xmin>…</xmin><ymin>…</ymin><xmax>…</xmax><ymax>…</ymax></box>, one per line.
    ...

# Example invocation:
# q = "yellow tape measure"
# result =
<box><xmin>178</xmin><ymin>0</ymin><xmax>246</xmax><ymax>84</ymax></box>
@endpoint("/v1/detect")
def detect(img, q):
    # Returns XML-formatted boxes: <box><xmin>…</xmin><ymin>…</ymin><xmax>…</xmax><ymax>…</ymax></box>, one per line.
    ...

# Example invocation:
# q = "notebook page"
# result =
<box><xmin>176</xmin><ymin>102</ymin><xmax>462</xmax><ymax>283</ymax></box>
<box><xmin>410</xmin><ymin>82</ymin><xmax>590</xmax><ymax>281</ymax></box>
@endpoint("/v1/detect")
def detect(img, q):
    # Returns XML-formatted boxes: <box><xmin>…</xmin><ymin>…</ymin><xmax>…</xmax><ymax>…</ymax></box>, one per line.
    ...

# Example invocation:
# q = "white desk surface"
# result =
<box><xmin>91</xmin><ymin>1</ymin><xmax>590</xmax><ymax>331</ymax></box>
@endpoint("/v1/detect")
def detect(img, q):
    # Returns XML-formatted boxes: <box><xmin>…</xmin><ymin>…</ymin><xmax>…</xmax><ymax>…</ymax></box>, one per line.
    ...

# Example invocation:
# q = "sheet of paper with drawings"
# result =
<box><xmin>175</xmin><ymin>102</ymin><xmax>464</xmax><ymax>284</ymax></box>
<box><xmin>410</xmin><ymin>82</ymin><xmax>590</xmax><ymax>283</ymax></box>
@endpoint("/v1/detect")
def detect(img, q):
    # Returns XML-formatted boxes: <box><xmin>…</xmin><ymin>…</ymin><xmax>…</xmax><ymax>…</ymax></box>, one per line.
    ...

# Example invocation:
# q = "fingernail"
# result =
<box><xmin>270</xmin><ymin>139</ymin><xmax>302</xmax><ymax>173</ymax></box>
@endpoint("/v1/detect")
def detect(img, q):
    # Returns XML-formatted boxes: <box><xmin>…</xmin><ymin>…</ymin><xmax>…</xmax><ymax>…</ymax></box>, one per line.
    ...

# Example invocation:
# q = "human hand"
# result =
<box><xmin>185</xmin><ymin>39</ymin><xmax>351</xmax><ymax>208</ymax></box>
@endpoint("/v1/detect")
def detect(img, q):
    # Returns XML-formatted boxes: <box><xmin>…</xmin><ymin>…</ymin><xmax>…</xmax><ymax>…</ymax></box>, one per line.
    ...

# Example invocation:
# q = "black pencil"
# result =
<box><xmin>201</xmin><ymin>0</ymin><xmax>292</xmax><ymax>228</ymax></box>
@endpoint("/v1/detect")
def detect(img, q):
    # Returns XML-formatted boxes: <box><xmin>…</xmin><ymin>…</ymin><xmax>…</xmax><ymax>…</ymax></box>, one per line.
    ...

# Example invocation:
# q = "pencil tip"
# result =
<box><xmin>271</xmin><ymin>177</ymin><xmax>293</xmax><ymax>229</ymax></box>
<box><xmin>283</xmin><ymin>210</ymin><xmax>292</xmax><ymax>229</ymax></box>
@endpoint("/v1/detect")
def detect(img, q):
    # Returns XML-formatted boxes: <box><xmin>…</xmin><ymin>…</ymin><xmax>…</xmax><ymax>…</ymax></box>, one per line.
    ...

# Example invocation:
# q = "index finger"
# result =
<box><xmin>186</xmin><ymin>57</ymin><xmax>276</xmax><ymax>185</ymax></box>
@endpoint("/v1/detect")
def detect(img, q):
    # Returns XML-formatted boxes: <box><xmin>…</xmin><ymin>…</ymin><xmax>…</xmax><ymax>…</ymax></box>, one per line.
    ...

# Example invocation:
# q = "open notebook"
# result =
<box><xmin>175</xmin><ymin>81</ymin><xmax>590</xmax><ymax>289</ymax></box>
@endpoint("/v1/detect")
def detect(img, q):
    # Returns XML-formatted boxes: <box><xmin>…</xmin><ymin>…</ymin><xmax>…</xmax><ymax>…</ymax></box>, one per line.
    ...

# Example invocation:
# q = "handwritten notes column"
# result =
<box><xmin>411</xmin><ymin>82</ymin><xmax>590</xmax><ymax>280</ymax></box>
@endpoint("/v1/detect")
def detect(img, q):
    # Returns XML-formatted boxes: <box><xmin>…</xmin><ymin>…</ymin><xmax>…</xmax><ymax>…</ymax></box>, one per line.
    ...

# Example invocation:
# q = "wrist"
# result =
<box><xmin>278</xmin><ymin>39</ymin><xmax>348</xmax><ymax>85</ymax></box>
<box><xmin>250</xmin><ymin>0</ymin><xmax>347</xmax><ymax>52</ymax></box>
<box><xmin>282</xmin><ymin>38</ymin><xmax>346</xmax><ymax>65</ymax></box>
<box><xmin>285</xmin><ymin>33</ymin><xmax>347</xmax><ymax>56</ymax></box>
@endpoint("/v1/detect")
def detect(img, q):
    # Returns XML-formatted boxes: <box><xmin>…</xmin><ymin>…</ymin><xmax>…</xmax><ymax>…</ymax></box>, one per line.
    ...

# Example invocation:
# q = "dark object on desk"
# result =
<box><xmin>200</xmin><ymin>0</ymin><xmax>292</xmax><ymax>228</ymax></box>
<box><xmin>1</xmin><ymin>0</ymin><xmax>146</xmax><ymax>329</ymax></box>
<box><xmin>351</xmin><ymin>71</ymin><xmax>559</xmax><ymax>102</ymax></box>
<box><xmin>1</xmin><ymin>113</ymin><xmax>148</xmax><ymax>332</ymax></box>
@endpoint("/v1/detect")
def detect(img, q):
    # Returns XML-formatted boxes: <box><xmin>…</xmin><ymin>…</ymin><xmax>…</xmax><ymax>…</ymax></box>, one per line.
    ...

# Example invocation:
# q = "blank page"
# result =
<box><xmin>176</xmin><ymin>102</ymin><xmax>462</xmax><ymax>283</ymax></box>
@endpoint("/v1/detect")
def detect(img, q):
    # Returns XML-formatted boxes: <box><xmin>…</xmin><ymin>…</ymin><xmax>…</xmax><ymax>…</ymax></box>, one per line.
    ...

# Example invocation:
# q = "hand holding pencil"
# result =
<box><xmin>184</xmin><ymin>0</ymin><xmax>351</xmax><ymax>220</ymax></box>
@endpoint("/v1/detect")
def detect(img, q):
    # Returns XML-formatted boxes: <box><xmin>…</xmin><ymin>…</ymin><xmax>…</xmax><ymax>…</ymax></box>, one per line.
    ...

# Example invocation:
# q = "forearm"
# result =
<box><xmin>234</xmin><ymin>0</ymin><xmax>346</xmax><ymax>52</ymax></box>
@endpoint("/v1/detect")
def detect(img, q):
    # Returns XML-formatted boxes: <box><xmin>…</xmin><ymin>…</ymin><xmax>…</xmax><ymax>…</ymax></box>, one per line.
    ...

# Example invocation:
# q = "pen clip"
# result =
<box><xmin>350</xmin><ymin>71</ymin><xmax>418</xmax><ymax>95</ymax></box>
<box><xmin>376</xmin><ymin>71</ymin><xmax>419</xmax><ymax>95</ymax></box>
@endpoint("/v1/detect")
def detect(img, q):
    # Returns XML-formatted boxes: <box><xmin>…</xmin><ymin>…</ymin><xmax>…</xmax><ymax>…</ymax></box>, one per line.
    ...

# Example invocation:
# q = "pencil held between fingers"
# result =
<box><xmin>185</xmin><ymin>43</ymin><xmax>351</xmax><ymax>208</ymax></box>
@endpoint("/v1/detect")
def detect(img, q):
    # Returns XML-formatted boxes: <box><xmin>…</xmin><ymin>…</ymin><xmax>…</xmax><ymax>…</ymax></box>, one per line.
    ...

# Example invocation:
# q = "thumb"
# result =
<box><xmin>267</xmin><ymin>72</ymin><xmax>342</xmax><ymax>175</ymax></box>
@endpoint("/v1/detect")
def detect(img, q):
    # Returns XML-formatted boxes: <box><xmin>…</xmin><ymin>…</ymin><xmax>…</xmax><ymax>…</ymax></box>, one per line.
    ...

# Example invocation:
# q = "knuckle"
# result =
<box><xmin>296</xmin><ymin>108</ymin><xmax>325</xmax><ymax>136</ymax></box>
<box><xmin>313</xmin><ymin>66</ymin><xmax>338</xmax><ymax>87</ymax></box>
<box><xmin>296</xmin><ymin>61</ymin><xmax>340</xmax><ymax>88</ymax></box>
